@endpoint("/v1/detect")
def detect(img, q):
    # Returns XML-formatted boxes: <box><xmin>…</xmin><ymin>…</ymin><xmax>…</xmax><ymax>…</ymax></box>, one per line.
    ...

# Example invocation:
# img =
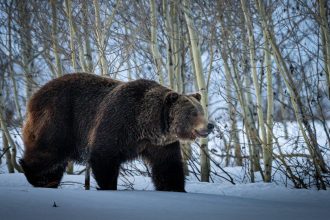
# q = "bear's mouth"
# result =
<box><xmin>193</xmin><ymin>129</ymin><xmax>209</xmax><ymax>138</ymax></box>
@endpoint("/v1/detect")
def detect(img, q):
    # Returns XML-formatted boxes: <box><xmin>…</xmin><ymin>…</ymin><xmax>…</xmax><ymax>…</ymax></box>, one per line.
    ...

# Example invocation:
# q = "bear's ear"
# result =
<box><xmin>165</xmin><ymin>92</ymin><xmax>179</xmax><ymax>105</ymax></box>
<box><xmin>191</xmin><ymin>93</ymin><xmax>201</xmax><ymax>102</ymax></box>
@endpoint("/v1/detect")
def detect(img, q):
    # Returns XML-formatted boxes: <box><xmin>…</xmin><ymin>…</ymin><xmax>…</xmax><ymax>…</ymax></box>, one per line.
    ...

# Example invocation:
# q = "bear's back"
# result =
<box><xmin>27</xmin><ymin>73</ymin><xmax>120</xmax><ymax>112</ymax></box>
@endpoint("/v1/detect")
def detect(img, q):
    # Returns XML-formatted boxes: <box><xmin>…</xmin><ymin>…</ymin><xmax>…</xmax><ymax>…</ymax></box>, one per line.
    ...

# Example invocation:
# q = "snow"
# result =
<box><xmin>0</xmin><ymin>174</ymin><xmax>329</xmax><ymax>220</ymax></box>
<box><xmin>1</xmin><ymin>123</ymin><xmax>329</xmax><ymax>219</ymax></box>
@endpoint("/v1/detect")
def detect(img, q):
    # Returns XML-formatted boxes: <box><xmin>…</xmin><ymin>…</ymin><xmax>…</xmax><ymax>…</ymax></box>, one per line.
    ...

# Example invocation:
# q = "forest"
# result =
<box><xmin>0</xmin><ymin>0</ymin><xmax>329</xmax><ymax>192</ymax></box>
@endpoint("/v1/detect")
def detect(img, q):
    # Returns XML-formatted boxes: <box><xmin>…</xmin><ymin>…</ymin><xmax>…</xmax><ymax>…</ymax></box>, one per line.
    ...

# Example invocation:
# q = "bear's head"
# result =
<box><xmin>162</xmin><ymin>91</ymin><xmax>214</xmax><ymax>141</ymax></box>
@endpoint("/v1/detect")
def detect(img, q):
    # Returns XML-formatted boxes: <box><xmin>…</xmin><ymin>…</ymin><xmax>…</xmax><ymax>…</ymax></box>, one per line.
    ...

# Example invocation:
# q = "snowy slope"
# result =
<box><xmin>0</xmin><ymin>174</ymin><xmax>329</xmax><ymax>220</ymax></box>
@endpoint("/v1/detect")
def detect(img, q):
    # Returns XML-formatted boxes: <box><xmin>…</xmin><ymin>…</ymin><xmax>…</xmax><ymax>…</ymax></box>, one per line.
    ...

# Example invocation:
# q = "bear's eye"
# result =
<box><xmin>191</xmin><ymin>111</ymin><xmax>198</xmax><ymax>117</ymax></box>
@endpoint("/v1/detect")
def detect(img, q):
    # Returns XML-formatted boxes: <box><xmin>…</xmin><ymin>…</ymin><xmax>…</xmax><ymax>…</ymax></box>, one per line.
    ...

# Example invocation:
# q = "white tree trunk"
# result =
<box><xmin>150</xmin><ymin>0</ymin><xmax>164</xmax><ymax>84</ymax></box>
<box><xmin>163</xmin><ymin>0</ymin><xmax>175</xmax><ymax>89</ymax></box>
<box><xmin>65</xmin><ymin>0</ymin><xmax>77</xmax><ymax>72</ymax></box>
<box><xmin>318</xmin><ymin>0</ymin><xmax>330</xmax><ymax>97</ymax></box>
<box><xmin>264</xmin><ymin>30</ymin><xmax>273</xmax><ymax>182</ymax></box>
<box><xmin>240</xmin><ymin>0</ymin><xmax>267</xmax><ymax>169</ymax></box>
<box><xmin>18</xmin><ymin>1</ymin><xmax>36</xmax><ymax>99</ymax></box>
<box><xmin>93</xmin><ymin>0</ymin><xmax>108</xmax><ymax>76</ymax></box>
<box><xmin>184</xmin><ymin>0</ymin><xmax>210</xmax><ymax>182</ymax></box>
<box><xmin>50</xmin><ymin>0</ymin><xmax>63</xmax><ymax>77</ymax></box>
<box><xmin>8</xmin><ymin>2</ymin><xmax>23</xmax><ymax>121</ymax></box>
<box><xmin>0</xmin><ymin>96</ymin><xmax>22</xmax><ymax>173</ymax></box>
<box><xmin>82</xmin><ymin>0</ymin><xmax>93</xmax><ymax>72</ymax></box>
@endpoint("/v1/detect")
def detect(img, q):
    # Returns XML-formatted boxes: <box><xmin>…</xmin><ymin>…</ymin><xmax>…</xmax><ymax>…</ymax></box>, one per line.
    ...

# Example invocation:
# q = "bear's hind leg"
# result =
<box><xmin>90</xmin><ymin>151</ymin><xmax>121</xmax><ymax>190</ymax></box>
<box><xmin>142</xmin><ymin>141</ymin><xmax>185</xmax><ymax>192</ymax></box>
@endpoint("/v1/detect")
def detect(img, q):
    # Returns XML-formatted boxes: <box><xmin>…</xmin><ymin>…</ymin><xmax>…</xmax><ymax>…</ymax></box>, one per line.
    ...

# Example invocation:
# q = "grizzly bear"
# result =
<box><xmin>20</xmin><ymin>73</ymin><xmax>214</xmax><ymax>192</ymax></box>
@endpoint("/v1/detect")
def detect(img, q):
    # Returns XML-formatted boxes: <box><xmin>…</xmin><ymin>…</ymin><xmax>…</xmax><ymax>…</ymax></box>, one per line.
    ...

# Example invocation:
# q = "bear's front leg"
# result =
<box><xmin>90</xmin><ymin>149</ymin><xmax>121</xmax><ymax>190</ymax></box>
<box><xmin>142</xmin><ymin>141</ymin><xmax>185</xmax><ymax>192</ymax></box>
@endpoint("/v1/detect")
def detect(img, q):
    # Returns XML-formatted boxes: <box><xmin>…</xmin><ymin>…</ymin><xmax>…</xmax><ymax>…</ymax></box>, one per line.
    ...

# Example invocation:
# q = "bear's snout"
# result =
<box><xmin>193</xmin><ymin>123</ymin><xmax>214</xmax><ymax>138</ymax></box>
<box><xmin>207</xmin><ymin>123</ymin><xmax>214</xmax><ymax>132</ymax></box>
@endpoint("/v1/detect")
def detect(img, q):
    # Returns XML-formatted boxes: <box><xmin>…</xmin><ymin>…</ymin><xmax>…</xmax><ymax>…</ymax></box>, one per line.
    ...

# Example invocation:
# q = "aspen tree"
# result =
<box><xmin>93</xmin><ymin>0</ymin><xmax>108</xmax><ymax>76</ymax></box>
<box><xmin>172</xmin><ymin>2</ymin><xmax>183</xmax><ymax>93</ymax></box>
<box><xmin>184</xmin><ymin>0</ymin><xmax>210</xmax><ymax>181</ymax></box>
<box><xmin>163</xmin><ymin>0</ymin><xmax>175</xmax><ymax>89</ymax></box>
<box><xmin>2</xmin><ymin>130</ymin><xmax>14</xmax><ymax>173</ymax></box>
<box><xmin>18</xmin><ymin>1</ymin><xmax>36</xmax><ymax>99</ymax></box>
<box><xmin>240</xmin><ymin>0</ymin><xmax>267</xmax><ymax>172</ymax></box>
<box><xmin>63</xmin><ymin>5</ymin><xmax>87</xmax><ymax>72</ymax></box>
<box><xmin>318</xmin><ymin>0</ymin><xmax>330</xmax><ymax>98</ymax></box>
<box><xmin>82</xmin><ymin>1</ymin><xmax>93</xmax><ymax>72</ymax></box>
<box><xmin>64</xmin><ymin>0</ymin><xmax>77</xmax><ymax>174</ymax></box>
<box><xmin>125</xmin><ymin>26</ymin><xmax>132</xmax><ymax>81</ymax></box>
<box><xmin>0</xmin><ymin>96</ymin><xmax>22</xmax><ymax>173</ymax></box>
<box><xmin>8</xmin><ymin>1</ymin><xmax>22</xmax><ymax>121</ymax></box>
<box><xmin>0</xmin><ymin>70</ymin><xmax>14</xmax><ymax>172</ymax></box>
<box><xmin>216</xmin><ymin>2</ymin><xmax>243</xmax><ymax>167</ymax></box>
<box><xmin>150</xmin><ymin>0</ymin><xmax>164</xmax><ymax>84</ymax></box>
<box><xmin>65</xmin><ymin>0</ymin><xmax>77</xmax><ymax>72</ymax></box>
<box><xmin>256</xmin><ymin>0</ymin><xmax>328</xmax><ymax>189</ymax></box>
<box><xmin>263</xmin><ymin>30</ymin><xmax>274</xmax><ymax>182</ymax></box>
<box><xmin>50</xmin><ymin>0</ymin><xmax>63</xmax><ymax>77</ymax></box>
<box><xmin>219</xmin><ymin>40</ymin><xmax>257</xmax><ymax>180</ymax></box>
<box><xmin>239</xmin><ymin>15</ymin><xmax>262</xmax><ymax>173</ymax></box>
<box><xmin>277</xmin><ymin>74</ymin><xmax>289</xmax><ymax>139</ymax></box>
<box><xmin>163</xmin><ymin>1</ymin><xmax>191</xmax><ymax>174</ymax></box>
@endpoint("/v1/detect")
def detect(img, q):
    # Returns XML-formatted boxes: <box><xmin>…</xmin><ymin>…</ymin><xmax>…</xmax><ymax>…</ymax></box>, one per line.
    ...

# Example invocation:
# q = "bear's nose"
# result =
<box><xmin>207</xmin><ymin>123</ymin><xmax>214</xmax><ymax>132</ymax></box>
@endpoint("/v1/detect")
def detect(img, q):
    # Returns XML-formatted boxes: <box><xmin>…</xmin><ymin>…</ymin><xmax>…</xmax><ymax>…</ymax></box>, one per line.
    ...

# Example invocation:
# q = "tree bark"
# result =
<box><xmin>0</xmin><ymin>97</ymin><xmax>22</xmax><ymax>173</ymax></box>
<box><xmin>241</xmin><ymin>31</ymin><xmax>262</xmax><ymax>173</ymax></box>
<box><xmin>18</xmin><ymin>1</ymin><xmax>36</xmax><ymax>99</ymax></box>
<box><xmin>225</xmin><ymin>64</ymin><xmax>242</xmax><ymax>167</ymax></box>
<box><xmin>50</xmin><ymin>0</ymin><xmax>63</xmax><ymax>77</ymax></box>
<box><xmin>264</xmin><ymin>30</ymin><xmax>274</xmax><ymax>182</ymax></box>
<box><xmin>318</xmin><ymin>0</ymin><xmax>330</xmax><ymax>98</ymax></box>
<box><xmin>150</xmin><ymin>0</ymin><xmax>164</xmax><ymax>84</ymax></box>
<box><xmin>8</xmin><ymin>1</ymin><xmax>23</xmax><ymax>122</ymax></box>
<box><xmin>62</xmin><ymin>5</ymin><xmax>87</xmax><ymax>72</ymax></box>
<box><xmin>163</xmin><ymin>0</ymin><xmax>175</xmax><ymax>89</ymax></box>
<box><xmin>2</xmin><ymin>130</ymin><xmax>14</xmax><ymax>173</ymax></box>
<box><xmin>93</xmin><ymin>0</ymin><xmax>108</xmax><ymax>76</ymax></box>
<box><xmin>82</xmin><ymin>1</ymin><xmax>93</xmax><ymax>72</ymax></box>
<box><xmin>65</xmin><ymin>0</ymin><xmax>77</xmax><ymax>72</ymax></box>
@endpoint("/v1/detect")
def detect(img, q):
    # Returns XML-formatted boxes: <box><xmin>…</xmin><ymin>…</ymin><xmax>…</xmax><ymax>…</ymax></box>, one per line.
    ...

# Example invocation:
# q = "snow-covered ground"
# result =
<box><xmin>0</xmin><ymin>174</ymin><xmax>329</xmax><ymax>220</ymax></box>
<box><xmin>1</xmin><ymin>121</ymin><xmax>329</xmax><ymax>219</ymax></box>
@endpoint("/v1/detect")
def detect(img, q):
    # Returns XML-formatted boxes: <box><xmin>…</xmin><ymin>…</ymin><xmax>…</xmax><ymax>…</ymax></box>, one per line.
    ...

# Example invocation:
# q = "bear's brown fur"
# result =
<box><xmin>20</xmin><ymin>73</ymin><xmax>213</xmax><ymax>192</ymax></box>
